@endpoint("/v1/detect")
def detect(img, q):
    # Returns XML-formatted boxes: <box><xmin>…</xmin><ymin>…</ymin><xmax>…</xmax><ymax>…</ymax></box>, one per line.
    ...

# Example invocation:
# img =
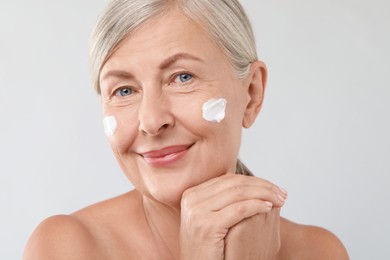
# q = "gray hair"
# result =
<box><xmin>89</xmin><ymin>0</ymin><xmax>258</xmax><ymax>94</ymax></box>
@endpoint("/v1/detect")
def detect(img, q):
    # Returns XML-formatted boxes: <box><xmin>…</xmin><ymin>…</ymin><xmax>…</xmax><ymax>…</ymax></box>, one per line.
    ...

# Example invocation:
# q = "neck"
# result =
<box><xmin>142</xmin><ymin>194</ymin><xmax>181</xmax><ymax>259</ymax></box>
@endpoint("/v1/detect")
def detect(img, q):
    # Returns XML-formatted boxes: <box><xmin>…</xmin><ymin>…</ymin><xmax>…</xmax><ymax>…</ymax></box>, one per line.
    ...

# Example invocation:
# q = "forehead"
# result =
<box><xmin>103</xmin><ymin>9</ymin><xmax>229</xmax><ymax>70</ymax></box>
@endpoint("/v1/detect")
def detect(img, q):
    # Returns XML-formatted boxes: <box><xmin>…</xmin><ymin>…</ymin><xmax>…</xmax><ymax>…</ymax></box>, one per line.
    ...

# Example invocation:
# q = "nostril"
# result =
<box><xmin>138</xmin><ymin>105</ymin><xmax>175</xmax><ymax>135</ymax></box>
<box><xmin>140</xmin><ymin>122</ymin><xmax>172</xmax><ymax>136</ymax></box>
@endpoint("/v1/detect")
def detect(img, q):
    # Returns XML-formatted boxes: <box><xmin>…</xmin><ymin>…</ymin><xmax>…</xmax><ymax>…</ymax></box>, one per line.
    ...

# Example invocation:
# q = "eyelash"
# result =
<box><xmin>112</xmin><ymin>86</ymin><xmax>134</xmax><ymax>98</ymax></box>
<box><xmin>110</xmin><ymin>72</ymin><xmax>195</xmax><ymax>98</ymax></box>
<box><xmin>172</xmin><ymin>72</ymin><xmax>194</xmax><ymax>85</ymax></box>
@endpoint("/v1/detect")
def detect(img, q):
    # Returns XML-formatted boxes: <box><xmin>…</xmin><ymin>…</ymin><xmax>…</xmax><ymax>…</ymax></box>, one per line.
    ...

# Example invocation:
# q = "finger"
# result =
<box><xmin>219</xmin><ymin>184</ymin><xmax>285</xmax><ymax>209</ymax></box>
<box><xmin>190</xmin><ymin>179</ymin><xmax>286</xmax><ymax>213</ymax></box>
<box><xmin>183</xmin><ymin>172</ymin><xmax>231</xmax><ymax>195</ymax></box>
<box><xmin>183</xmin><ymin>174</ymin><xmax>287</xmax><ymax>206</ymax></box>
<box><xmin>213</xmin><ymin>199</ymin><xmax>273</xmax><ymax>230</ymax></box>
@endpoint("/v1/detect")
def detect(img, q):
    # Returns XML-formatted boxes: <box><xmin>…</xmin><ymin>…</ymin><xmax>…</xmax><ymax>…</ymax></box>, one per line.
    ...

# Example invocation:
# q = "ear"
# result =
<box><xmin>242</xmin><ymin>61</ymin><xmax>267</xmax><ymax>128</ymax></box>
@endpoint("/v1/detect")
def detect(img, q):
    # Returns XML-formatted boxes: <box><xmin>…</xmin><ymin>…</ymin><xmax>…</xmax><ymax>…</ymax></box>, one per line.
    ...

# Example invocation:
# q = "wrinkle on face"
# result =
<box><xmin>99</xmin><ymin>9</ymin><xmax>250</xmax><ymax>207</ymax></box>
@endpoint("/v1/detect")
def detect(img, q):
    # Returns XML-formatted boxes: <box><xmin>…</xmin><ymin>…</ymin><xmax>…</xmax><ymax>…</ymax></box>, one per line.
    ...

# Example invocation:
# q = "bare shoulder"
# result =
<box><xmin>279</xmin><ymin>217</ymin><xmax>349</xmax><ymax>260</ymax></box>
<box><xmin>24</xmin><ymin>191</ymin><xmax>142</xmax><ymax>260</ymax></box>
<box><xmin>23</xmin><ymin>214</ymin><xmax>99</xmax><ymax>260</ymax></box>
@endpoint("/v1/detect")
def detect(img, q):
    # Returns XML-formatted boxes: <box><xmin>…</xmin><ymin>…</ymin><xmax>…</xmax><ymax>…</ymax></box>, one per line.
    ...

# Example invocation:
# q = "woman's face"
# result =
<box><xmin>99</xmin><ymin>10</ymin><xmax>263</xmax><ymax>207</ymax></box>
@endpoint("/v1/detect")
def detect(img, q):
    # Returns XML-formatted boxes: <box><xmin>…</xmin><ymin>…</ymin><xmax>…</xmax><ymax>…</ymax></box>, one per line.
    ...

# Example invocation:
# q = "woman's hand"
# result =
<box><xmin>224</xmin><ymin>208</ymin><xmax>281</xmax><ymax>260</ymax></box>
<box><xmin>179</xmin><ymin>174</ymin><xmax>287</xmax><ymax>260</ymax></box>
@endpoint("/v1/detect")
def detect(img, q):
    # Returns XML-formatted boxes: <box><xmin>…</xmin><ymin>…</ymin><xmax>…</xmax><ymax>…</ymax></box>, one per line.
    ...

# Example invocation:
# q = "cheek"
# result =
<box><xmin>201</xmin><ymin>96</ymin><xmax>244</xmax><ymax>154</ymax></box>
<box><xmin>103</xmin><ymin>107</ymin><xmax>139</xmax><ymax>153</ymax></box>
<box><xmin>202</xmin><ymin>98</ymin><xmax>227</xmax><ymax>123</ymax></box>
<box><xmin>103</xmin><ymin>116</ymin><xmax>117</xmax><ymax>137</ymax></box>
<box><xmin>176</xmin><ymin>96</ymin><xmax>243</xmax><ymax>174</ymax></box>
<box><xmin>173</xmin><ymin>96</ymin><xmax>217</xmax><ymax>132</ymax></box>
<box><xmin>175</xmin><ymin>95</ymin><xmax>241</xmax><ymax>142</ymax></box>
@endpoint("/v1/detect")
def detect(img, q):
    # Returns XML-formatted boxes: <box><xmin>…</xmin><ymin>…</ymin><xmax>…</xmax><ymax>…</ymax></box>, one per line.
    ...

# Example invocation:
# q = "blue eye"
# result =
<box><xmin>174</xmin><ymin>73</ymin><xmax>193</xmax><ymax>83</ymax></box>
<box><xmin>115</xmin><ymin>87</ymin><xmax>133</xmax><ymax>97</ymax></box>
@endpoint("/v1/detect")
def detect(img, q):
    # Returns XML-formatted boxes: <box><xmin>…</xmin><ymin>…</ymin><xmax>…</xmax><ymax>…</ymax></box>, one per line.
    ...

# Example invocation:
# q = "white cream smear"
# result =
<box><xmin>103</xmin><ymin>116</ymin><xmax>117</xmax><ymax>137</ymax></box>
<box><xmin>202</xmin><ymin>98</ymin><xmax>227</xmax><ymax>123</ymax></box>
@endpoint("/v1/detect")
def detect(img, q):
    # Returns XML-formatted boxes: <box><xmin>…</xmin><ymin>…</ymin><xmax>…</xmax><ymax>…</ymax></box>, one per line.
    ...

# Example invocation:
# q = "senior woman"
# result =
<box><xmin>24</xmin><ymin>0</ymin><xmax>348</xmax><ymax>259</ymax></box>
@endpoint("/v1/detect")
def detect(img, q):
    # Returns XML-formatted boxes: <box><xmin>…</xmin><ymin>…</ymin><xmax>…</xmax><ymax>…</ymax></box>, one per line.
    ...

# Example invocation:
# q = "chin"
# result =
<box><xmin>147</xmin><ymin>187</ymin><xmax>185</xmax><ymax>208</ymax></box>
<box><xmin>140</xmin><ymin>168</ymin><xmax>210</xmax><ymax>208</ymax></box>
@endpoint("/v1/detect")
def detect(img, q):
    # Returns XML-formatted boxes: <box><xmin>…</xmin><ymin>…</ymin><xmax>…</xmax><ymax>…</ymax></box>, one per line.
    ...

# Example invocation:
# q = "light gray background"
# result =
<box><xmin>1</xmin><ymin>0</ymin><xmax>389</xmax><ymax>259</ymax></box>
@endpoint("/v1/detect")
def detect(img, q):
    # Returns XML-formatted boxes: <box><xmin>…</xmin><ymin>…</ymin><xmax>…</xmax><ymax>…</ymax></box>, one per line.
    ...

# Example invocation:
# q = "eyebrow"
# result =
<box><xmin>101</xmin><ymin>52</ymin><xmax>203</xmax><ymax>82</ymax></box>
<box><xmin>101</xmin><ymin>70</ymin><xmax>134</xmax><ymax>82</ymax></box>
<box><xmin>159</xmin><ymin>52</ymin><xmax>203</xmax><ymax>70</ymax></box>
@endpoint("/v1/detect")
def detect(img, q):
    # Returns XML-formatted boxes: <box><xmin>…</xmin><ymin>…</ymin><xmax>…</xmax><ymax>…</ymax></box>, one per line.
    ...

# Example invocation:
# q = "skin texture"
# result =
<box><xmin>24</xmin><ymin>9</ymin><xmax>349</xmax><ymax>260</ymax></box>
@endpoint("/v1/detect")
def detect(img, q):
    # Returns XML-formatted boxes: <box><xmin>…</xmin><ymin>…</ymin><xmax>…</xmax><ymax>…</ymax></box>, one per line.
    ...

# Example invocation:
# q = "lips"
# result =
<box><xmin>139</xmin><ymin>144</ymin><xmax>193</xmax><ymax>167</ymax></box>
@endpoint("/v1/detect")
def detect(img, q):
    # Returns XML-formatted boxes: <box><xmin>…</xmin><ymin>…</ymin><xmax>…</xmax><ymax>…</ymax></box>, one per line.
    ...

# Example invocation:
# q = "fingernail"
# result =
<box><xmin>265</xmin><ymin>201</ymin><xmax>273</xmax><ymax>208</ymax></box>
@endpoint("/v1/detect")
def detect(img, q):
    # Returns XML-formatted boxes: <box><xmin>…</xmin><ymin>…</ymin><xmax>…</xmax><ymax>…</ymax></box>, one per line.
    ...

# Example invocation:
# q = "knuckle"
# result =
<box><xmin>270</xmin><ymin>183</ymin><xmax>283</xmax><ymax>194</ymax></box>
<box><xmin>180</xmin><ymin>198</ymin><xmax>190</xmax><ymax>212</ymax></box>
<box><xmin>231</xmin><ymin>184</ymin><xmax>244</xmax><ymax>196</ymax></box>
<box><xmin>233</xmin><ymin>203</ymin><xmax>247</xmax><ymax>217</ymax></box>
<box><xmin>181</xmin><ymin>192</ymin><xmax>195</xmax><ymax>210</ymax></box>
<box><xmin>263</xmin><ymin>180</ymin><xmax>275</xmax><ymax>190</ymax></box>
<box><xmin>183</xmin><ymin>205</ymin><xmax>201</xmax><ymax>221</ymax></box>
<box><xmin>264</xmin><ymin>182</ymin><xmax>280</xmax><ymax>197</ymax></box>
<box><xmin>181</xmin><ymin>188</ymin><xmax>192</xmax><ymax>200</ymax></box>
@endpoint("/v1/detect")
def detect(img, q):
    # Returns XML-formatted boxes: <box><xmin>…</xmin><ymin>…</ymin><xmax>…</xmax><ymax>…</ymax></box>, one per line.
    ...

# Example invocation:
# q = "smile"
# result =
<box><xmin>140</xmin><ymin>144</ymin><xmax>193</xmax><ymax>167</ymax></box>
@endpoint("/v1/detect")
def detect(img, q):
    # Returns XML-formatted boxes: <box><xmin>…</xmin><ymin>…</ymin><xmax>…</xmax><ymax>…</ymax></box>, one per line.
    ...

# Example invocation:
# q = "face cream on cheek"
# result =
<box><xmin>202</xmin><ymin>98</ymin><xmax>227</xmax><ymax>123</ymax></box>
<box><xmin>103</xmin><ymin>115</ymin><xmax>117</xmax><ymax>137</ymax></box>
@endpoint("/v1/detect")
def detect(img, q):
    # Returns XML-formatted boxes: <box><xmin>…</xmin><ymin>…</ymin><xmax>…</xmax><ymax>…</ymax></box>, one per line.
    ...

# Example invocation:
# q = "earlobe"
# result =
<box><xmin>242</xmin><ymin>61</ymin><xmax>267</xmax><ymax>128</ymax></box>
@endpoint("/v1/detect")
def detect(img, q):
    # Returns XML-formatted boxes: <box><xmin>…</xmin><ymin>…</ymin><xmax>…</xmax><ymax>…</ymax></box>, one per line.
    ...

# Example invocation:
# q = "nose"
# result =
<box><xmin>138</xmin><ymin>91</ymin><xmax>175</xmax><ymax>136</ymax></box>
